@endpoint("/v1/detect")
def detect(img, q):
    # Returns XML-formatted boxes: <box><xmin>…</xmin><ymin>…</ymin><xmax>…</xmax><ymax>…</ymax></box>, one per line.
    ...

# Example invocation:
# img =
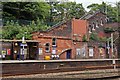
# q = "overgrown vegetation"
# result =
<box><xmin>2</xmin><ymin>19</ymin><xmax>50</xmax><ymax>39</ymax></box>
<box><xmin>1</xmin><ymin>1</ymin><xmax>120</xmax><ymax>40</ymax></box>
<box><xmin>89</xmin><ymin>33</ymin><xmax>99</xmax><ymax>41</ymax></box>
<box><xmin>104</xmin><ymin>27</ymin><xmax>115</xmax><ymax>33</ymax></box>
<box><xmin>82</xmin><ymin>35</ymin><xmax>87</xmax><ymax>42</ymax></box>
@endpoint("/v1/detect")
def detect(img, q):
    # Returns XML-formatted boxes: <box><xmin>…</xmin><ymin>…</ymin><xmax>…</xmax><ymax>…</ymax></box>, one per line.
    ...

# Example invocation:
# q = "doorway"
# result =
<box><xmin>66</xmin><ymin>50</ymin><xmax>71</xmax><ymax>59</ymax></box>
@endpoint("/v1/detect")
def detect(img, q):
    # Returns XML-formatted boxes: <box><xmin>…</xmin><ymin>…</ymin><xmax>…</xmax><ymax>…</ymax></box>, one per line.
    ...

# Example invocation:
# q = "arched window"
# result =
<box><xmin>96</xmin><ymin>20</ymin><xmax>99</xmax><ymax>28</ymax></box>
<box><xmin>45</xmin><ymin>43</ymin><xmax>50</xmax><ymax>52</ymax></box>
<box><xmin>52</xmin><ymin>38</ymin><xmax>56</xmax><ymax>46</ymax></box>
<box><xmin>89</xmin><ymin>25</ymin><xmax>92</xmax><ymax>33</ymax></box>
<box><xmin>101</xmin><ymin>19</ymin><xmax>103</xmax><ymax>26</ymax></box>
<box><xmin>92</xmin><ymin>22</ymin><xmax>95</xmax><ymax>31</ymax></box>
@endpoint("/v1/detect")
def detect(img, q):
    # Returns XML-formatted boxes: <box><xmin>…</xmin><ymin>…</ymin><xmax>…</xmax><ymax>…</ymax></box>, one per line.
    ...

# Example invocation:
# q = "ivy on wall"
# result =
<box><xmin>89</xmin><ymin>32</ymin><xmax>99</xmax><ymax>41</ymax></box>
<box><xmin>104</xmin><ymin>27</ymin><xmax>115</xmax><ymax>33</ymax></box>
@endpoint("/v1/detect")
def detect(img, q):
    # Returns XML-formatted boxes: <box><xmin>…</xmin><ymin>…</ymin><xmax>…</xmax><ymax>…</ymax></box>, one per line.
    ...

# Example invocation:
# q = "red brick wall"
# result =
<box><xmin>72</xmin><ymin>42</ymin><xmax>88</xmax><ymax>59</ymax></box>
<box><xmin>72</xmin><ymin>19</ymin><xmax>88</xmax><ymax>41</ymax></box>
<box><xmin>35</xmin><ymin>36</ymin><xmax>72</xmax><ymax>59</ymax></box>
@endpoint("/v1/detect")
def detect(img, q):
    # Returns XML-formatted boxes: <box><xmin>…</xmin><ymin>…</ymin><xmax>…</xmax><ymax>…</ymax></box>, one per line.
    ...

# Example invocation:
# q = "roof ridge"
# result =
<box><xmin>47</xmin><ymin>19</ymin><xmax>71</xmax><ymax>32</ymax></box>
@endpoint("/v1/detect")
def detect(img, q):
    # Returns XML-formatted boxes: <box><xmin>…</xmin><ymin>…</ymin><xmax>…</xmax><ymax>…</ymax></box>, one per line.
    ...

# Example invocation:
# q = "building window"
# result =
<box><xmin>89</xmin><ymin>47</ymin><xmax>94</xmax><ymax>57</ymax></box>
<box><xmin>101</xmin><ymin>19</ymin><xmax>103</xmax><ymax>26</ymax></box>
<box><xmin>52</xmin><ymin>38</ymin><xmax>56</xmax><ymax>46</ymax></box>
<box><xmin>96</xmin><ymin>20</ymin><xmax>99</xmax><ymax>28</ymax></box>
<box><xmin>45</xmin><ymin>43</ymin><xmax>50</xmax><ymax>52</ymax></box>
<box><xmin>76</xmin><ymin>48</ymin><xmax>81</xmax><ymax>55</ymax></box>
<box><xmin>39</xmin><ymin>48</ymin><xmax>43</xmax><ymax>55</ymax></box>
<box><xmin>89</xmin><ymin>25</ymin><xmax>92</xmax><ymax>33</ymax></box>
<box><xmin>92</xmin><ymin>23</ymin><xmax>95</xmax><ymax>31</ymax></box>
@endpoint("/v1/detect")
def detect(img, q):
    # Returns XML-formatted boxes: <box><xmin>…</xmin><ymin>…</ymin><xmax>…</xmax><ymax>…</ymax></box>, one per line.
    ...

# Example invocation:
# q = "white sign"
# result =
<box><xmin>20</xmin><ymin>49</ymin><xmax>24</xmax><ymax>55</ymax></box>
<box><xmin>89</xmin><ymin>48</ymin><xmax>94</xmax><ymax>57</ymax></box>
<box><xmin>39</xmin><ymin>48</ymin><xmax>43</xmax><ymax>55</ymax></box>
<box><xmin>52</xmin><ymin>49</ymin><xmax>56</xmax><ymax>54</ymax></box>
<box><xmin>20</xmin><ymin>43</ymin><xmax>27</xmax><ymax>46</ymax></box>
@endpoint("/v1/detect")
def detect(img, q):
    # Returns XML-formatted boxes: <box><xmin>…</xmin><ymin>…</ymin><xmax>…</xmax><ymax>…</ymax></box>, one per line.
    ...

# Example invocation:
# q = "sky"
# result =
<box><xmin>74</xmin><ymin>0</ymin><xmax>120</xmax><ymax>11</ymax></box>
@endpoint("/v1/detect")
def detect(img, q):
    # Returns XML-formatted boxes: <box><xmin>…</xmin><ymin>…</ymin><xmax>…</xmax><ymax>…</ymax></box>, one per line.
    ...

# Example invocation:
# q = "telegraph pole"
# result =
<box><xmin>118</xmin><ymin>2</ymin><xmax>120</xmax><ymax>58</ymax></box>
<box><xmin>111</xmin><ymin>33</ymin><xmax>114</xmax><ymax>58</ymax></box>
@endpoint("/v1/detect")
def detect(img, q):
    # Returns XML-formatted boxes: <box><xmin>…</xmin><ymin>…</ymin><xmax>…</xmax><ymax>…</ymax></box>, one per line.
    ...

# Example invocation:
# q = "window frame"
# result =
<box><xmin>52</xmin><ymin>38</ymin><xmax>57</xmax><ymax>46</ymax></box>
<box><xmin>45</xmin><ymin>43</ymin><xmax>50</xmax><ymax>53</ymax></box>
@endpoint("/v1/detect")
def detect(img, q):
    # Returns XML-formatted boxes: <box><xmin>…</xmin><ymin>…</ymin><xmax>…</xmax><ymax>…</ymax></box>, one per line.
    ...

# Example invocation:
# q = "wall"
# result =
<box><xmin>72</xmin><ymin>19</ymin><xmax>88</xmax><ymax>41</ymax></box>
<box><xmin>37</xmin><ymin>36</ymin><xmax>72</xmax><ymax>59</ymax></box>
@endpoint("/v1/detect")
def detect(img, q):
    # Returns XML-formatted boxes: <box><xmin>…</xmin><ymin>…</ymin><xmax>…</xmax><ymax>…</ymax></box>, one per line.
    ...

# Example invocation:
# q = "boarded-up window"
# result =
<box><xmin>39</xmin><ymin>48</ymin><xmax>43</xmax><ymax>55</ymax></box>
<box><xmin>81</xmin><ymin>47</ymin><xmax>86</xmax><ymax>57</ymax></box>
<box><xmin>76</xmin><ymin>48</ymin><xmax>86</xmax><ymax>57</ymax></box>
<box><xmin>76</xmin><ymin>48</ymin><xmax>81</xmax><ymax>55</ymax></box>
<box><xmin>89</xmin><ymin>47</ymin><xmax>94</xmax><ymax>57</ymax></box>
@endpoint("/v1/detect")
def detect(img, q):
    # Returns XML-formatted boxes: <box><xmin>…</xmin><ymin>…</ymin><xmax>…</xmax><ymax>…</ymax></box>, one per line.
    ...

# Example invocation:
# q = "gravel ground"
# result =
<box><xmin>2</xmin><ymin>69</ymin><xmax>120</xmax><ymax>79</ymax></box>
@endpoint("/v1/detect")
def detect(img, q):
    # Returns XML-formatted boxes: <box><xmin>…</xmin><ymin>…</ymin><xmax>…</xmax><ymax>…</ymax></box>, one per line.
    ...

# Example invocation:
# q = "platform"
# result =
<box><xmin>1</xmin><ymin>59</ymin><xmax>120</xmax><ymax>63</ymax></box>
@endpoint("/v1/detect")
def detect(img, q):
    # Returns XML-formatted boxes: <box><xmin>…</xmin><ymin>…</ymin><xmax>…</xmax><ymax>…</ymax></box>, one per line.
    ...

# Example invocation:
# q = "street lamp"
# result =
<box><xmin>106</xmin><ymin>33</ymin><xmax>114</xmax><ymax>58</ymax></box>
<box><xmin>21</xmin><ymin>32</ymin><xmax>27</xmax><ymax>60</ymax></box>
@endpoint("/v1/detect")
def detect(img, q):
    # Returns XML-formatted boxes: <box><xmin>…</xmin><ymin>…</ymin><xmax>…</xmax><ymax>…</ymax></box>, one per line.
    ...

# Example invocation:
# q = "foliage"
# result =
<box><xmin>89</xmin><ymin>32</ymin><xmax>99</xmax><ymax>41</ymax></box>
<box><xmin>2</xmin><ymin>2</ymin><xmax>50</xmax><ymax>25</ymax></box>
<box><xmin>99</xmin><ymin>37</ymin><xmax>107</xmax><ymax>42</ymax></box>
<box><xmin>87</xmin><ymin>2</ymin><xmax>118</xmax><ymax>22</ymax></box>
<box><xmin>53</xmin><ymin>2</ymin><xmax>86</xmax><ymax>22</ymax></box>
<box><xmin>82</xmin><ymin>35</ymin><xmax>87</xmax><ymax>42</ymax></box>
<box><xmin>104</xmin><ymin>27</ymin><xmax>115</xmax><ymax>33</ymax></box>
<box><xmin>118</xmin><ymin>2</ymin><xmax>120</xmax><ymax>22</ymax></box>
<box><xmin>2</xmin><ymin>19</ymin><xmax>50</xmax><ymax>40</ymax></box>
<box><xmin>2</xmin><ymin>2</ymin><xmax>86</xmax><ymax>26</ymax></box>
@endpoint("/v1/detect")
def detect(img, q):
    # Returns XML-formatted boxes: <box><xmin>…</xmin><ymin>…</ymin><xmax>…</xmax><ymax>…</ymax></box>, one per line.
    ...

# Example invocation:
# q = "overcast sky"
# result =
<box><xmin>75</xmin><ymin>0</ymin><xmax>120</xmax><ymax>11</ymax></box>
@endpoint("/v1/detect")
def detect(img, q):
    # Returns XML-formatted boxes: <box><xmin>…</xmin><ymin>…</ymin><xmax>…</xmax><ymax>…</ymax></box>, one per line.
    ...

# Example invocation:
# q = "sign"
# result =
<box><xmin>113</xmin><ymin>60</ymin><xmax>115</xmax><ymax>64</ymax></box>
<box><xmin>99</xmin><ymin>48</ymin><xmax>103</xmax><ymax>56</ymax></box>
<box><xmin>52</xmin><ymin>47</ymin><xmax>56</xmax><ymax>54</ymax></box>
<box><xmin>2</xmin><ymin>50</ymin><xmax>6</xmax><ymax>55</ymax></box>
<box><xmin>7</xmin><ymin>49</ymin><xmax>11</xmax><ymax>55</ymax></box>
<box><xmin>52</xmin><ymin>49</ymin><xmax>56</xmax><ymax>54</ymax></box>
<box><xmin>20</xmin><ymin>49</ymin><xmax>24</xmax><ymax>55</ymax></box>
<box><xmin>20</xmin><ymin>43</ymin><xmax>27</xmax><ymax>46</ymax></box>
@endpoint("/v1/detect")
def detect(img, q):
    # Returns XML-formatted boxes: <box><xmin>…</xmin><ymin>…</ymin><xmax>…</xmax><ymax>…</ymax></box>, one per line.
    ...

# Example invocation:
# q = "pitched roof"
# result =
<box><xmin>46</xmin><ymin>20</ymin><xmax>69</xmax><ymax>32</ymax></box>
<box><xmin>32</xmin><ymin>19</ymin><xmax>70</xmax><ymax>34</ymax></box>
<box><xmin>104</xmin><ymin>22</ymin><xmax>119</xmax><ymax>28</ymax></box>
<box><xmin>80</xmin><ymin>11</ymin><xmax>106</xmax><ymax>20</ymax></box>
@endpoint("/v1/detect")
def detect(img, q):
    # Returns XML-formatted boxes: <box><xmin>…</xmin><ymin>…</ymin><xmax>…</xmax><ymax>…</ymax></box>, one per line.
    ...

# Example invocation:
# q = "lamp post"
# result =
<box><xmin>106</xmin><ymin>33</ymin><xmax>114</xmax><ymax>58</ymax></box>
<box><xmin>111</xmin><ymin>33</ymin><xmax>114</xmax><ymax>58</ymax></box>
<box><xmin>107</xmin><ymin>38</ymin><xmax>110</xmax><ymax>58</ymax></box>
<box><xmin>21</xmin><ymin>32</ymin><xmax>27</xmax><ymax>60</ymax></box>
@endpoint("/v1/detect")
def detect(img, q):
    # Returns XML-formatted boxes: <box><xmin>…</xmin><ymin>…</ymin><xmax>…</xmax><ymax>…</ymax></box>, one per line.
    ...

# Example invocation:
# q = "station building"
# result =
<box><xmin>0</xmin><ymin>39</ymin><xmax>39</xmax><ymax>60</ymax></box>
<box><xmin>1</xmin><ymin>11</ymin><xmax>118</xmax><ymax>60</ymax></box>
<box><xmin>32</xmin><ymin>19</ymin><xmax>88</xmax><ymax>59</ymax></box>
<box><xmin>32</xmin><ymin>11</ymin><xmax>118</xmax><ymax>60</ymax></box>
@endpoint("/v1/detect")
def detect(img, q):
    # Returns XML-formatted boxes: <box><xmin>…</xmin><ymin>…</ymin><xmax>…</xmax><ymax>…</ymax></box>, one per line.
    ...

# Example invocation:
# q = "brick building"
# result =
<box><xmin>32</xmin><ymin>11</ymin><xmax>118</xmax><ymax>60</ymax></box>
<box><xmin>0</xmin><ymin>39</ymin><xmax>39</xmax><ymax>60</ymax></box>
<box><xmin>81</xmin><ymin>11</ymin><xmax>118</xmax><ymax>59</ymax></box>
<box><xmin>32</xmin><ymin>19</ymin><xmax>88</xmax><ymax>59</ymax></box>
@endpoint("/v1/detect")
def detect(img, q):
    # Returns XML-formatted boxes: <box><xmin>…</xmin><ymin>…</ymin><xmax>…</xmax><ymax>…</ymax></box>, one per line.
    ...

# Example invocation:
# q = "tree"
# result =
<box><xmin>118</xmin><ymin>2</ymin><xmax>120</xmax><ymax>22</ymax></box>
<box><xmin>49</xmin><ymin>2</ymin><xmax>86</xmax><ymax>24</ymax></box>
<box><xmin>2</xmin><ymin>2</ymin><xmax>50</xmax><ymax>25</ymax></box>
<box><xmin>2</xmin><ymin>19</ymin><xmax>50</xmax><ymax>40</ymax></box>
<box><xmin>87</xmin><ymin>2</ymin><xmax>118</xmax><ymax>22</ymax></box>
